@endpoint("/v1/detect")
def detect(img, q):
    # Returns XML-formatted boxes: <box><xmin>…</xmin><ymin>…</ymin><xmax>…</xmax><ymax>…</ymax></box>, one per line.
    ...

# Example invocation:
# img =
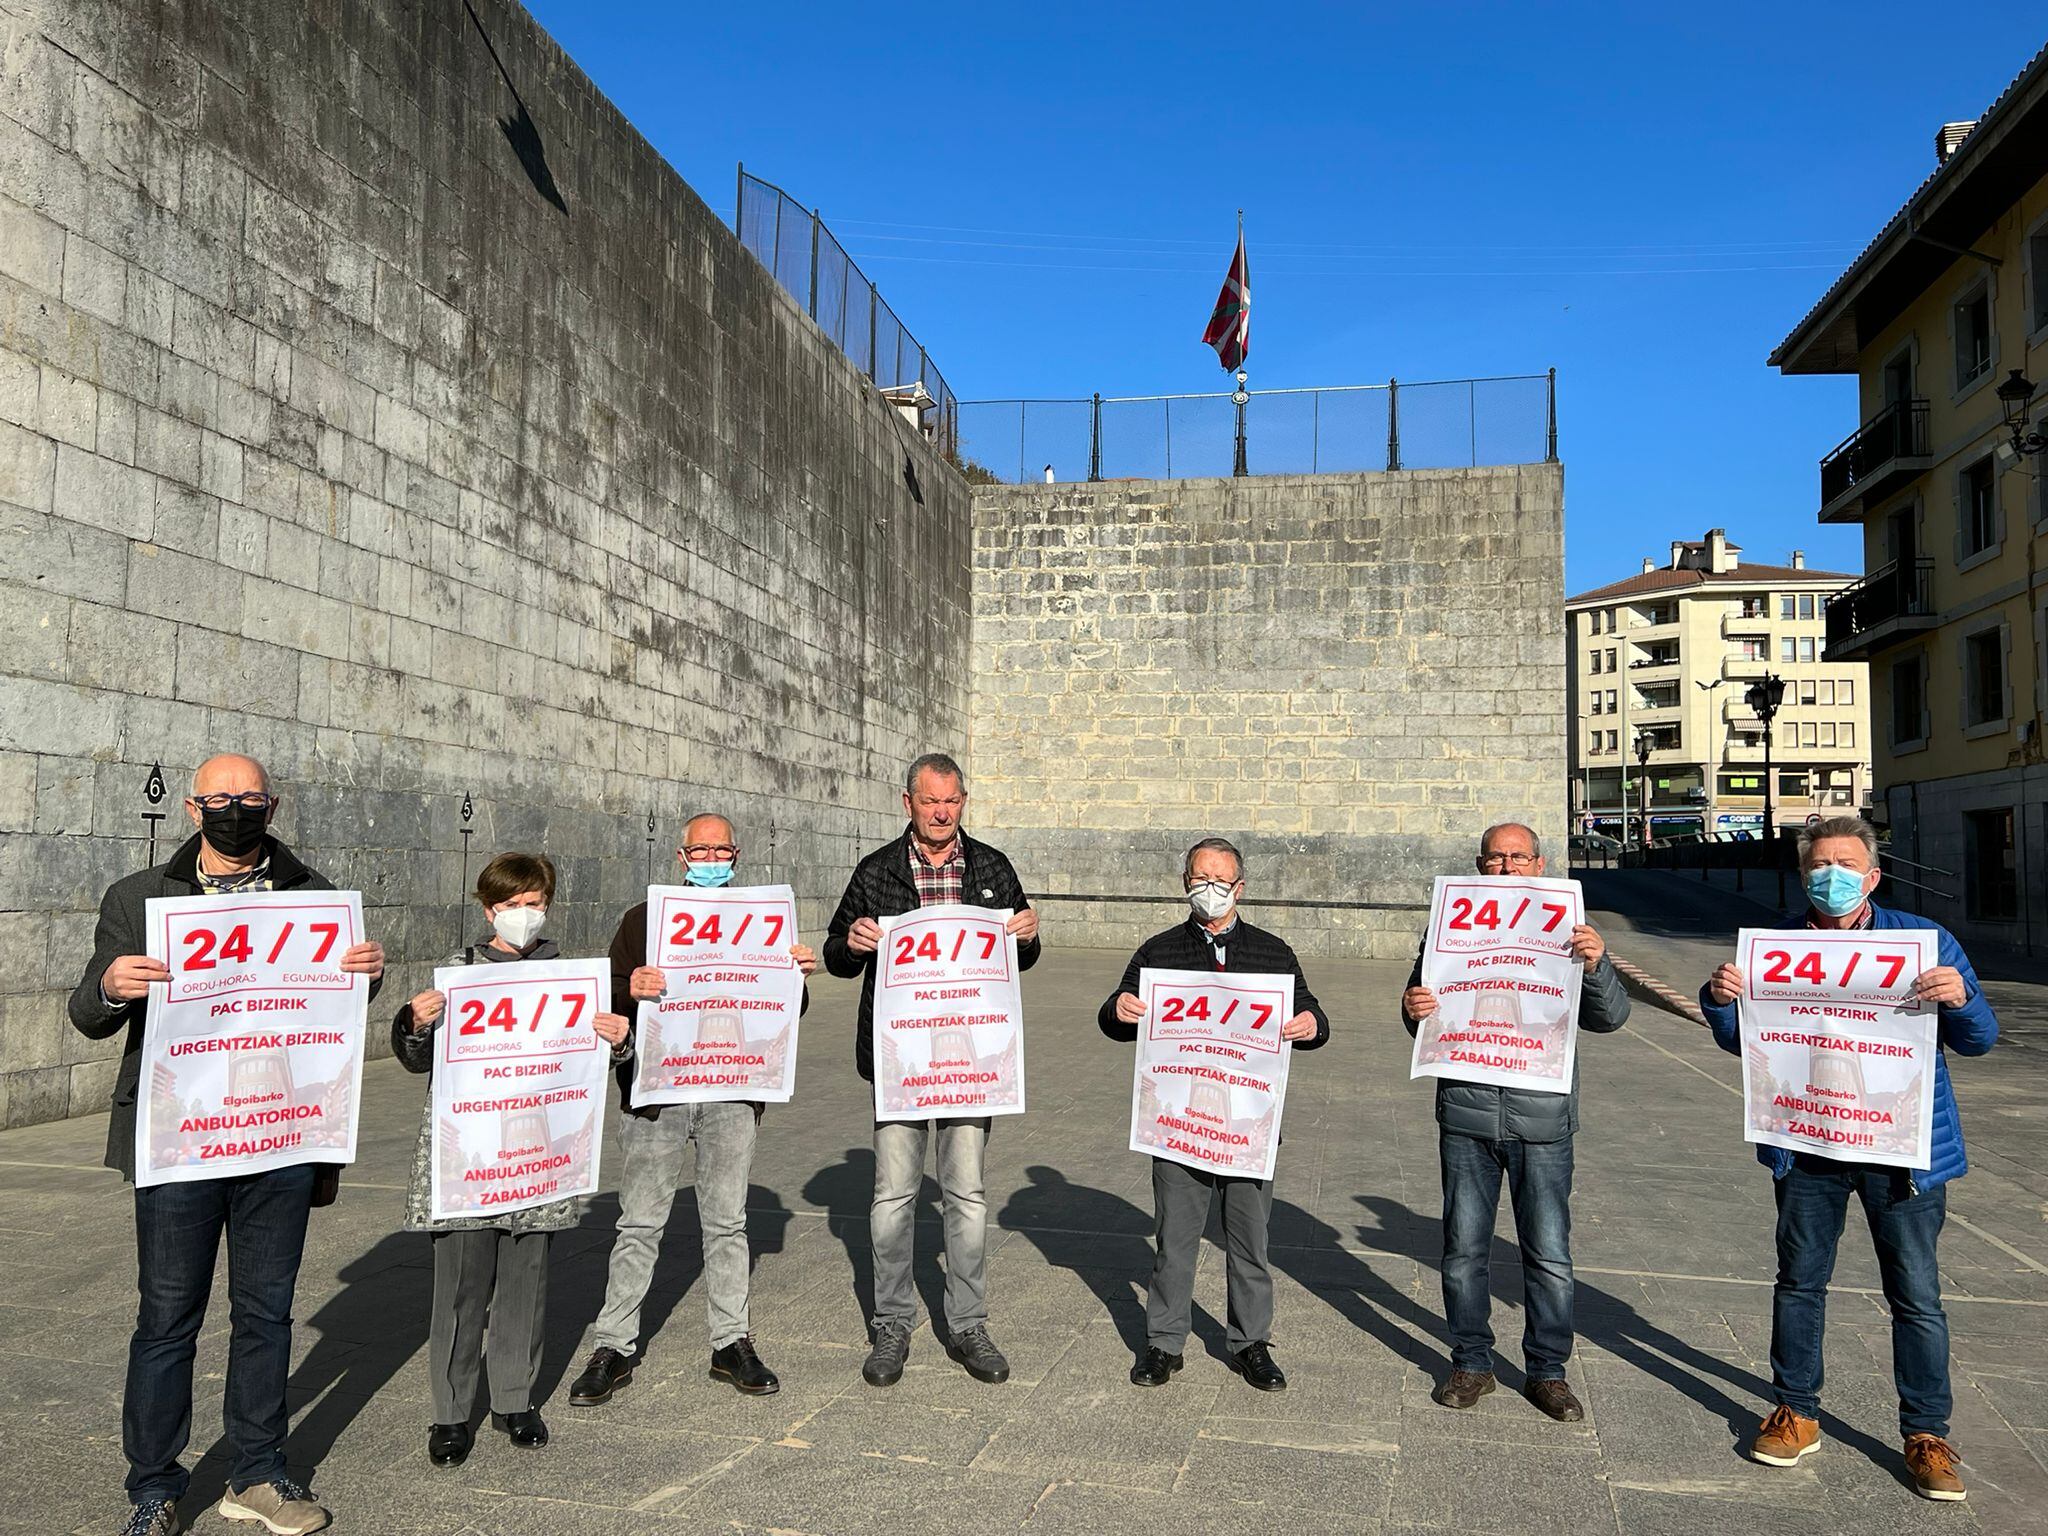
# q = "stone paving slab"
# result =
<box><xmin>2</xmin><ymin>945</ymin><xmax>2044</xmax><ymax>1535</ymax></box>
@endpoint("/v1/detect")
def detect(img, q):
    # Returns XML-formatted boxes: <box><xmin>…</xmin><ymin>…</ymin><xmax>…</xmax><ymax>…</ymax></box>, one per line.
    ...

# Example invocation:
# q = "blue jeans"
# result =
<box><xmin>125</xmin><ymin>1165</ymin><xmax>315</xmax><ymax>1504</ymax></box>
<box><xmin>871</xmin><ymin>1117</ymin><xmax>989</xmax><ymax>1335</ymax></box>
<box><xmin>1771</xmin><ymin>1158</ymin><xmax>1951</xmax><ymax>1437</ymax></box>
<box><xmin>1440</xmin><ymin>1132</ymin><xmax>1575</xmax><ymax>1379</ymax></box>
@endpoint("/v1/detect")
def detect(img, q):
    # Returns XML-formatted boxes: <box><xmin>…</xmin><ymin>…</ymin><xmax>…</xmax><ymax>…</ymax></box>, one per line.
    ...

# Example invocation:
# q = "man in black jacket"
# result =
<box><xmin>68</xmin><ymin>754</ymin><xmax>384</xmax><ymax>1536</ymax></box>
<box><xmin>823</xmin><ymin>753</ymin><xmax>1040</xmax><ymax>1390</ymax></box>
<box><xmin>1400</xmin><ymin>821</ymin><xmax>1627</xmax><ymax>1424</ymax></box>
<box><xmin>1099</xmin><ymin>837</ymin><xmax>1328</xmax><ymax>1393</ymax></box>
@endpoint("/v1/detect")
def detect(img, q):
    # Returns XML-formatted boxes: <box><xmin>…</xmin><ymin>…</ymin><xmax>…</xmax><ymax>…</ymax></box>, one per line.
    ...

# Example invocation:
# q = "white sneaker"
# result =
<box><xmin>216</xmin><ymin>1479</ymin><xmax>331</xmax><ymax>1535</ymax></box>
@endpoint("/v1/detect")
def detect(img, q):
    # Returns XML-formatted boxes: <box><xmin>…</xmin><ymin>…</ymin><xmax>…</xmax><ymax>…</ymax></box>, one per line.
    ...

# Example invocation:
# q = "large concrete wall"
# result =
<box><xmin>967</xmin><ymin>467</ymin><xmax>1567</xmax><ymax>959</ymax></box>
<box><xmin>0</xmin><ymin>0</ymin><xmax>971</xmax><ymax>1128</ymax></box>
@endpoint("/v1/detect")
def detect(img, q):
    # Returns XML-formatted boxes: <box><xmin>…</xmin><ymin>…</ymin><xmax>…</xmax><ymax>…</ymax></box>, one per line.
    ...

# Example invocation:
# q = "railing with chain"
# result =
<box><xmin>733</xmin><ymin>167</ymin><xmax>959</xmax><ymax>454</ymax></box>
<box><xmin>958</xmin><ymin>372</ymin><xmax>1556</xmax><ymax>484</ymax></box>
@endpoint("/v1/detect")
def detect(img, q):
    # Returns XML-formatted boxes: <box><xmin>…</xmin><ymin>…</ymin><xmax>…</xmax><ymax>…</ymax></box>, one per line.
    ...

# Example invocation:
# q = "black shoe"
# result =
<box><xmin>947</xmin><ymin>1324</ymin><xmax>1011</xmax><ymax>1384</ymax></box>
<box><xmin>491</xmin><ymin>1408</ymin><xmax>549</xmax><ymax>1448</ymax></box>
<box><xmin>122</xmin><ymin>1499</ymin><xmax>184</xmax><ymax>1536</ymax></box>
<box><xmin>1433</xmin><ymin>1368</ymin><xmax>1498</xmax><ymax>1410</ymax></box>
<box><xmin>710</xmin><ymin>1337</ymin><xmax>781</xmax><ymax>1395</ymax></box>
<box><xmin>1129</xmin><ymin>1347</ymin><xmax>1184</xmax><ymax>1387</ymax></box>
<box><xmin>1524</xmin><ymin>1378</ymin><xmax>1584</xmax><ymax>1422</ymax></box>
<box><xmin>427</xmin><ymin>1421</ymin><xmax>472</xmax><ymax>1467</ymax></box>
<box><xmin>863</xmin><ymin>1323</ymin><xmax>911</xmax><ymax>1388</ymax></box>
<box><xmin>568</xmin><ymin>1346</ymin><xmax>633</xmax><ymax>1406</ymax></box>
<box><xmin>1229</xmin><ymin>1342</ymin><xmax>1287</xmax><ymax>1391</ymax></box>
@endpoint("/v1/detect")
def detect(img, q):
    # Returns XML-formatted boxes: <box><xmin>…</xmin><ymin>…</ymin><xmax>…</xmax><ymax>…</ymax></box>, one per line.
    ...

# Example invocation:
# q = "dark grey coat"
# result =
<box><xmin>66</xmin><ymin>832</ymin><xmax>380</xmax><ymax>1181</ymax></box>
<box><xmin>1401</xmin><ymin>945</ymin><xmax>1629</xmax><ymax>1143</ymax></box>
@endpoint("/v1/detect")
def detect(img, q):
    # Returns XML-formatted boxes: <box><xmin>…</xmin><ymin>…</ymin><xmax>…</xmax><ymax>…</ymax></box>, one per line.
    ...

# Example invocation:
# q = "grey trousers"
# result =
<box><xmin>591</xmin><ymin>1101</ymin><xmax>758</xmax><ymax>1354</ymax></box>
<box><xmin>1146</xmin><ymin>1158</ymin><xmax>1274</xmax><ymax>1354</ymax></box>
<box><xmin>871</xmin><ymin>1117</ymin><xmax>990</xmax><ymax>1335</ymax></box>
<box><xmin>427</xmin><ymin>1229</ymin><xmax>549</xmax><ymax>1421</ymax></box>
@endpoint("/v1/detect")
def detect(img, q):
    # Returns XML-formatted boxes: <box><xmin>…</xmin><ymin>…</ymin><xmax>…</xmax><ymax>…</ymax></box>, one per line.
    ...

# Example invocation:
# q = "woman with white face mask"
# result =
<box><xmin>391</xmin><ymin>853</ymin><xmax>631</xmax><ymax>1469</ymax></box>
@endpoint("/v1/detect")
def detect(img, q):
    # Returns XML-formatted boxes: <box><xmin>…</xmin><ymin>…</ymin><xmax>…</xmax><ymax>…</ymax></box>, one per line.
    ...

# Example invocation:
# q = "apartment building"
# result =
<box><xmin>1567</xmin><ymin>529</ymin><xmax>1872</xmax><ymax>842</ymax></box>
<box><xmin>1770</xmin><ymin>46</ymin><xmax>2048</xmax><ymax>956</ymax></box>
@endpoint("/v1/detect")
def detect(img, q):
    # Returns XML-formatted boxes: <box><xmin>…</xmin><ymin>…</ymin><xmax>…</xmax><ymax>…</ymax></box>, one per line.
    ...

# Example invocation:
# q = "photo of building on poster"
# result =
<box><xmin>145</xmin><ymin>1034</ymin><xmax>358</xmax><ymax>1172</ymax></box>
<box><xmin>634</xmin><ymin>990</ymin><xmax>795</xmax><ymax>1102</ymax></box>
<box><xmin>433</xmin><ymin>1092</ymin><xmax>600</xmax><ymax>1217</ymax></box>
<box><xmin>876</xmin><ymin>1007</ymin><xmax>1021</xmax><ymax>1117</ymax></box>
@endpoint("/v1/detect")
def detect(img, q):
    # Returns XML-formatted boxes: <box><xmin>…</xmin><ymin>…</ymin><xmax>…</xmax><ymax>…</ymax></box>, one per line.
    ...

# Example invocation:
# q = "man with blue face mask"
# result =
<box><xmin>1699</xmin><ymin>815</ymin><xmax>1997</xmax><ymax>1502</ymax></box>
<box><xmin>569</xmin><ymin>814</ymin><xmax>817</xmax><ymax>1406</ymax></box>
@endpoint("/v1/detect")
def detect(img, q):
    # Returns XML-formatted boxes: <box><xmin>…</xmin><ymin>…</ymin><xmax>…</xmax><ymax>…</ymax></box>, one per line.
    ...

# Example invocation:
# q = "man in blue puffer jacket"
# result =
<box><xmin>1699</xmin><ymin>816</ymin><xmax>1996</xmax><ymax>1503</ymax></box>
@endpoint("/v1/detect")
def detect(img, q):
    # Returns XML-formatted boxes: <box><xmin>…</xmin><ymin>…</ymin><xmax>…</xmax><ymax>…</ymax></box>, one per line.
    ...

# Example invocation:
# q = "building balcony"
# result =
<box><xmin>1628</xmin><ymin>653</ymin><xmax>1682</xmax><ymax>675</ymax></box>
<box><xmin>1721</xmin><ymin>610</ymin><xmax>1772</xmax><ymax>637</ymax></box>
<box><xmin>1723</xmin><ymin>742</ymin><xmax>1768</xmax><ymax>763</ymax></box>
<box><xmin>1722</xmin><ymin>654</ymin><xmax>1769</xmax><ymax>680</ymax></box>
<box><xmin>1824</xmin><ymin>557</ymin><xmax>1936</xmax><ymax>661</ymax></box>
<box><xmin>1818</xmin><ymin>398</ymin><xmax>1931</xmax><ymax>523</ymax></box>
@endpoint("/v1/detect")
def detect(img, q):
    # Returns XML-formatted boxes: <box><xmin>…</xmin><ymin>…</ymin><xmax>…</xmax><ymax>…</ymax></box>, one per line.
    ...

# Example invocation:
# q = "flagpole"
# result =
<box><xmin>1232</xmin><ymin>209</ymin><xmax>1249</xmax><ymax>477</ymax></box>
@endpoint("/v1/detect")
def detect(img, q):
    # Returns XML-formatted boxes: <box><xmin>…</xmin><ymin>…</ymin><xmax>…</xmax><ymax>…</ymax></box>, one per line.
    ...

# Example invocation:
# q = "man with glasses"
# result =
<box><xmin>569</xmin><ymin>813</ymin><xmax>817</xmax><ymax>1405</ymax></box>
<box><xmin>69</xmin><ymin>754</ymin><xmax>385</xmax><ymax>1536</ymax></box>
<box><xmin>824</xmin><ymin>752</ymin><xmax>1040</xmax><ymax>1389</ymax></box>
<box><xmin>1399</xmin><ymin>822</ymin><xmax>1626</xmax><ymax>1423</ymax></box>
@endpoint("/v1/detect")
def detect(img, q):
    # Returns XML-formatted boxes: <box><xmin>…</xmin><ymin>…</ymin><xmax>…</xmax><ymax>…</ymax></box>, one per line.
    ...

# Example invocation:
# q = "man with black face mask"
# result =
<box><xmin>69</xmin><ymin>754</ymin><xmax>385</xmax><ymax>1536</ymax></box>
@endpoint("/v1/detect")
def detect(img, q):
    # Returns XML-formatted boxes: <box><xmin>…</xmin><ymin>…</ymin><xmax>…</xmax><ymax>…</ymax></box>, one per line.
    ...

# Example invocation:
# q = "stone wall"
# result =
<box><xmin>967</xmin><ymin>467</ymin><xmax>1567</xmax><ymax>959</ymax></box>
<box><xmin>0</xmin><ymin>0</ymin><xmax>971</xmax><ymax>1128</ymax></box>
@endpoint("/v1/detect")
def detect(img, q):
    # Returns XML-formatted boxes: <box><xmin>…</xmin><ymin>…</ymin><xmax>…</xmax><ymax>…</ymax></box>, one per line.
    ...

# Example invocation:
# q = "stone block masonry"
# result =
<box><xmin>0</xmin><ymin>0</ymin><xmax>972</xmax><ymax>1129</ymax></box>
<box><xmin>967</xmin><ymin>467</ymin><xmax>1567</xmax><ymax>959</ymax></box>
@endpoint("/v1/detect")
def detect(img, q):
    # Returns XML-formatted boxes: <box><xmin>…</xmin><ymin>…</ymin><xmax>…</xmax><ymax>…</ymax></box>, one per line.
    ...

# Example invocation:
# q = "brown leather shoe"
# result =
<box><xmin>1903</xmin><ymin>1434</ymin><xmax>1966</xmax><ymax>1501</ymax></box>
<box><xmin>1524</xmin><ymin>1378</ymin><xmax>1584</xmax><ymax>1422</ymax></box>
<box><xmin>1750</xmin><ymin>1405</ymin><xmax>1821</xmax><ymax>1466</ymax></box>
<box><xmin>1432</xmin><ymin>1369</ymin><xmax>1497</xmax><ymax>1409</ymax></box>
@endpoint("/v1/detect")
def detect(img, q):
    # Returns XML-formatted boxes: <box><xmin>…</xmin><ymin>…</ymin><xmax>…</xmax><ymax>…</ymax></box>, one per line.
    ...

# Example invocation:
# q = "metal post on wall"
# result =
<box><xmin>1469</xmin><ymin>379</ymin><xmax>1478</xmax><ymax>467</ymax></box>
<box><xmin>1089</xmin><ymin>393</ymin><xmax>1102</xmax><ymax>481</ymax></box>
<box><xmin>808</xmin><ymin>208</ymin><xmax>821</xmax><ymax>318</ymax></box>
<box><xmin>734</xmin><ymin>161</ymin><xmax>744</xmax><ymax>237</ymax></box>
<box><xmin>1546</xmin><ymin>367</ymin><xmax>1559</xmax><ymax>462</ymax></box>
<box><xmin>1232</xmin><ymin>370</ymin><xmax>1249</xmax><ymax>477</ymax></box>
<box><xmin>867</xmin><ymin>286</ymin><xmax>878</xmax><ymax>380</ymax></box>
<box><xmin>1311</xmin><ymin>390</ymin><xmax>1320</xmax><ymax>474</ymax></box>
<box><xmin>1386</xmin><ymin>378</ymin><xmax>1401</xmax><ymax>471</ymax></box>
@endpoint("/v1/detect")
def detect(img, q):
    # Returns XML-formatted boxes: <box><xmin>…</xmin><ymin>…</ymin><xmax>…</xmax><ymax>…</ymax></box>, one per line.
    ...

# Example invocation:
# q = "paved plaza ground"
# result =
<box><xmin>4</xmin><ymin>910</ymin><xmax>2046</xmax><ymax>1535</ymax></box>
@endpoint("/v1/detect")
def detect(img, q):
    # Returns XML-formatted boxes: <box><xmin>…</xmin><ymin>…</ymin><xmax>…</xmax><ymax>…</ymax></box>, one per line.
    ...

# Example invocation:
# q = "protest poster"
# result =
<box><xmin>632</xmin><ymin>884</ymin><xmax>804</xmax><ymax>1107</ymax></box>
<box><xmin>136</xmin><ymin>889</ymin><xmax>368</xmax><ymax>1186</ymax></box>
<box><xmin>1736</xmin><ymin>926</ymin><xmax>1940</xmax><ymax>1169</ymax></box>
<box><xmin>1128</xmin><ymin>967</ymin><xmax>1293</xmax><ymax>1181</ymax></box>
<box><xmin>872</xmin><ymin>904</ymin><xmax>1025</xmax><ymax>1121</ymax></box>
<box><xmin>428</xmin><ymin>959</ymin><xmax>609</xmax><ymax>1220</ymax></box>
<box><xmin>1412</xmin><ymin>875</ymin><xmax>1584</xmax><ymax>1095</ymax></box>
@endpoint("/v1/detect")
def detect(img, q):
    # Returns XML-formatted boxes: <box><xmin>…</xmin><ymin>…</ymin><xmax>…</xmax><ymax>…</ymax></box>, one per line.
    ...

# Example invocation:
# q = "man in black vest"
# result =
<box><xmin>1098</xmin><ymin>837</ymin><xmax>1328</xmax><ymax>1392</ymax></box>
<box><xmin>69</xmin><ymin>754</ymin><xmax>385</xmax><ymax>1536</ymax></box>
<box><xmin>1401</xmin><ymin>821</ymin><xmax>1627</xmax><ymax>1423</ymax></box>
<box><xmin>823</xmin><ymin>752</ymin><xmax>1039</xmax><ymax>1390</ymax></box>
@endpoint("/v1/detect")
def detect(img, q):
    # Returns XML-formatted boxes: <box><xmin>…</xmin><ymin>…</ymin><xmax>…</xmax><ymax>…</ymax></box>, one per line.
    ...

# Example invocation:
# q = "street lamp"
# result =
<box><xmin>1995</xmin><ymin>370</ymin><xmax>2048</xmax><ymax>457</ymax></box>
<box><xmin>1745</xmin><ymin>672</ymin><xmax>1788</xmax><ymax>842</ymax></box>
<box><xmin>1633</xmin><ymin>729</ymin><xmax>1653</xmax><ymax>851</ymax></box>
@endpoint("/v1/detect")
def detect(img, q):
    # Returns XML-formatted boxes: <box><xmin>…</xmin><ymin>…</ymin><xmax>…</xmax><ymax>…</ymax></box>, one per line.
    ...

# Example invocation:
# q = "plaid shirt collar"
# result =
<box><xmin>907</xmin><ymin>834</ymin><xmax>966</xmax><ymax>907</ymax></box>
<box><xmin>1804</xmin><ymin>903</ymin><xmax>1874</xmax><ymax>931</ymax></box>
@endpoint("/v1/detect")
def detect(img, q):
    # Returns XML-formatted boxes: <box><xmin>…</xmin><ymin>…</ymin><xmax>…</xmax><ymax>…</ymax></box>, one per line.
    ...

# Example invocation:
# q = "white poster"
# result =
<box><xmin>1736</xmin><ymin>927</ymin><xmax>1940</xmax><ymax>1169</ymax></box>
<box><xmin>1128</xmin><ymin>967</ymin><xmax>1294</xmax><ymax>1181</ymax></box>
<box><xmin>429</xmin><ymin>959</ymin><xmax>609</xmax><ymax>1221</ymax></box>
<box><xmin>136</xmin><ymin>890</ymin><xmax>369</xmax><ymax>1187</ymax></box>
<box><xmin>632</xmin><ymin>884</ymin><xmax>803</xmax><ymax>1106</ymax></box>
<box><xmin>1413</xmin><ymin>875</ymin><xmax>1585</xmax><ymax>1096</ymax></box>
<box><xmin>872</xmin><ymin>904</ymin><xmax>1026</xmax><ymax>1121</ymax></box>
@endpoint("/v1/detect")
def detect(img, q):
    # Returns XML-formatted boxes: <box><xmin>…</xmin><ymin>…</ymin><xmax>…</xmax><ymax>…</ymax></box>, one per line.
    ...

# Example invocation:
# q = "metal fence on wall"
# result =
<box><xmin>734</xmin><ymin>167</ymin><xmax>959</xmax><ymax>453</ymax></box>
<box><xmin>958</xmin><ymin>372</ymin><xmax>1556</xmax><ymax>485</ymax></box>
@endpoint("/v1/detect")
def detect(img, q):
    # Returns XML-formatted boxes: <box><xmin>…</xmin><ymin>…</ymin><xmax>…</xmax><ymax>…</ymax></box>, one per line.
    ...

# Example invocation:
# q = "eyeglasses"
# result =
<box><xmin>681</xmin><ymin>844</ymin><xmax>739</xmax><ymax>861</ymax></box>
<box><xmin>191</xmin><ymin>792</ymin><xmax>275</xmax><ymax>812</ymax></box>
<box><xmin>1478</xmin><ymin>852</ymin><xmax>1539</xmax><ymax>870</ymax></box>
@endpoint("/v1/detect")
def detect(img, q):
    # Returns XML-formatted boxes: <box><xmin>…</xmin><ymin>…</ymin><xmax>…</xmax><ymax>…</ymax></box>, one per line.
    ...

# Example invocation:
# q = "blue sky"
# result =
<box><xmin>524</xmin><ymin>3</ymin><xmax>2043</xmax><ymax>594</ymax></box>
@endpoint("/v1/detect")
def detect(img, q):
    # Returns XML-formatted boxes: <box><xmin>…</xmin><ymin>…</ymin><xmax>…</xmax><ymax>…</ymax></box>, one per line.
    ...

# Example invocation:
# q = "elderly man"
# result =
<box><xmin>69</xmin><ymin>755</ymin><xmax>385</xmax><ymax>1536</ymax></box>
<box><xmin>1099</xmin><ymin>837</ymin><xmax>1327</xmax><ymax>1391</ymax></box>
<box><xmin>1700</xmin><ymin>815</ymin><xmax>1996</xmax><ymax>1502</ymax></box>
<box><xmin>824</xmin><ymin>752</ymin><xmax>1040</xmax><ymax>1389</ymax></box>
<box><xmin>1401</xmin><ymin>822</ymin><xmax>1626</xmax><ymax>1423</ymax></box>
<box><xmin>568</xmin><ymin>813</ymin><xmax>816</xmax><ymax>1406</ymax></box>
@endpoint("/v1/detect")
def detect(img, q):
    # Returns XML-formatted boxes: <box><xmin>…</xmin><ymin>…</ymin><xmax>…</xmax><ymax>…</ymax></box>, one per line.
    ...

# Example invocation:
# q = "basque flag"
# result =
<box><xmin>1201</xmin><ymin>222</ymin><xmax>1250</xmax><ymax>371</ymax></box>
